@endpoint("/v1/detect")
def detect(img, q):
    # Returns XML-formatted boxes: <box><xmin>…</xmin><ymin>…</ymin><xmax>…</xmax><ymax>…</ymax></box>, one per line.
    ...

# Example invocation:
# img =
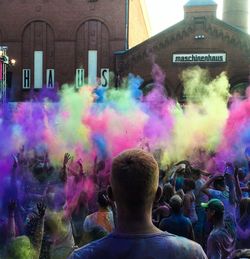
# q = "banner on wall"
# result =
<box><xmin>22</xmin><ymin>69</ymin><xmax>31</xmax><ymax>89</ymax></box>
<box><xmin>101</xmin><ymin>68</ymin><xmax>109</xmax><ymax>87</ymax></box>
<box><xmin>76</xmin><ymin>69</ymin><xmax>85</xmax><ymax>88</ymax></box>
<box><xmin>46</xmin><ymin>69</ymin><xmax>55</xmax><ymax>88</ymax></box>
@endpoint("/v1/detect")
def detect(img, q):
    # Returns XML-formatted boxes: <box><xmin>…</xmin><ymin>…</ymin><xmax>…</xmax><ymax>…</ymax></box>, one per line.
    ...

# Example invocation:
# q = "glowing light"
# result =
<box><xmin>10</xmin><ymin>59</ymin><xmax>16</xmax><ymax>66</ymax></box>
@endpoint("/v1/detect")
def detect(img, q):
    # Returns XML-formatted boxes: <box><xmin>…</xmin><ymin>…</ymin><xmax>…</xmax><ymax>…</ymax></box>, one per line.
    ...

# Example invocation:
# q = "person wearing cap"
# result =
<box><xmin>159</xmin><ymin>194</ymin><xmax>195</xmax><ymax>240</ymax></box>
<box><xmin>200</xmin><ymin>174</ymin><xmax>237</xmax><ymax>238</ymax></box>
<box><xmin>69</xmin><ymin>149</ymin><xmax>207</xmax><ymax>259</ymax></box>
<box><xmin>201</xmin><ymin>199</ymin><xmax>235</xmax><ymax>259</ymax></box>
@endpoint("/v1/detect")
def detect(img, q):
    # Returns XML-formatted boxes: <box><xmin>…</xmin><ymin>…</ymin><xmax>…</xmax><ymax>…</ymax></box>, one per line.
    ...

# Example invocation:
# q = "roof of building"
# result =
<box><xmin>184</xmin><ymin>0</ymin><xmax>217</xmax><ymax>7</ymax></box>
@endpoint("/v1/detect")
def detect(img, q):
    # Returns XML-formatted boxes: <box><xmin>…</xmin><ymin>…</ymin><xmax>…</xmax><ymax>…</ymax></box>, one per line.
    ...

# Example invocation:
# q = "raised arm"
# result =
<box><xmin>233</xmin><ymin>166</ymin><xmax>242</xmax><ymax>202</ymax></box>
<box><xmin>172</xmin><ymin>171</ymin><xmax>177</xmax><ymax>193</ymax></box>
<box><xmin>199</xmin><ymin>176</ymin><xmax>215</xmax><ymax>196</ymax></box>
<box><xmin>199</xmin><ymin>175</ymin><xmax>222</xmax><ymax>196</ymax></box>
<box><xmin>7</xmin><ymin>200</ymin><xmax>16</xmax><ymax>240</ymax></box>
<box><xmin>224</xmin><ymin>163</ymin><xmax>237</xmax><ymax>205</ymax></box>
<box><xmin>60</xmin><ymin>153</ymin><xmax>71</xmax><ymax>183</ymax></box>
<box><xmin>29</xmin><ymin>202</ymin><xmax>46</xmax><ymax>259</ymax></box>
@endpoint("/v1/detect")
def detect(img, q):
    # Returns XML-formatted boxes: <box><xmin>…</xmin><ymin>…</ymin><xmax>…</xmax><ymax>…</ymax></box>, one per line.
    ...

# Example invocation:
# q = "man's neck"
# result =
<box><xmin>213</xmin><ymin>219</ymin><xmax>224</xmax><ymax>229</ymax></box>
<box><xmin>115</xmin><ymin>207</ymin><xmax>162</xmax><ymax>235</ymax></box>
<box><xmin>98</xmin><ymin>207</ymin><xmax>110</xmax><ymax>212</ymax></box>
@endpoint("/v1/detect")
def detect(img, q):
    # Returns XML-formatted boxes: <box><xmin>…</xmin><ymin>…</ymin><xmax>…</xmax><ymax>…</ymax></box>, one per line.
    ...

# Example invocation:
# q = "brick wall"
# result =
<box><xmin>0</xmin><ymin>0</ymin><xmax>127</xmax><ymax>100</ymax></box>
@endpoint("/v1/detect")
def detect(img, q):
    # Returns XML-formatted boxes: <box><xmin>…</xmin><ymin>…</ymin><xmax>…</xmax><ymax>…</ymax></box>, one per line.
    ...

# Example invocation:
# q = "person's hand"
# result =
<box><xmin>77</xmin><ymin>158</ymin><xmax>83</xmax><ymax>168</ymax></box>
<box><xmin>77</xmin><ymin>159</ymin><xmax>85</xmax><ymax>176</ymax></box>
<box><xmin>234</xmin><ymin>165</ymin><xmax>239</xmax><ymax>178</ymax></box>
<box><xmin>37</xmin><ymin>201</ymin><xmax>46</xmax><ymax>218</ymax></box>
<box><xmin>63</xmin><ymin>153</ymin><xmax>71</xmax><ymax>167</ymax></box>
<box><xmin>225</xmin><ymin>161</ymin><xmax>233</xmax><ymax>166</ymax></box>
<box><xmin>224</xmin><ymin>162</ymin><xmax>234</xmax><ymax>176</ymax></box>
<box><xmin>8</xmin><ymin>200</ymin><xmax>16</xmax><ymax>215</ymax></box>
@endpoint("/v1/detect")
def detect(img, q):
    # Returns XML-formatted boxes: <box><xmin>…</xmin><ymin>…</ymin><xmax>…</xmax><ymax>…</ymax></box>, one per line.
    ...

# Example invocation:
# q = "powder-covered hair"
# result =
<box><xmin>111</xmin><ymin>149</ymin><xmax>159</xmax><ymax>208</ymax></box>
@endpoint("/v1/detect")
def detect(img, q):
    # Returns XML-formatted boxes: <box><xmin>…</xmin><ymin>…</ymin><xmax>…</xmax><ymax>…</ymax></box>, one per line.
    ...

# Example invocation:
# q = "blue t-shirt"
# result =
<box><xmin>68</xmin><ymin>231</ymin><xmax>207</xmax><ymax>259</ymax></box>
<box><xmin>159</xmin><ymin>213</ymin><xmax>193</xmax><ymax>240</ymax></box>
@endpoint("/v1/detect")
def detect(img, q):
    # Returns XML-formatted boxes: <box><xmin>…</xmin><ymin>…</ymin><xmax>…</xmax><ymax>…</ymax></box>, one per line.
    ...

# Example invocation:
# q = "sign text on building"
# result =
<box><xmin>173</xmin><ymin>53</ymin><xmax>227</xmax><ymax>63</ymax></box>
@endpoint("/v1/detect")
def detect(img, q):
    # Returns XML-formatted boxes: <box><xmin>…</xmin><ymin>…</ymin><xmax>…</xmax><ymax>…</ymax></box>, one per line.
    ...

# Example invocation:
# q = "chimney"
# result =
<box><xmin>223</xmin><ymin>0</ymin><xmax>249</xmax><ymax>33</ymax></box>
<box><xmin>184</xmin><ymin>0</ymin><xmax>217</xmax><ymax>19</ymax></box>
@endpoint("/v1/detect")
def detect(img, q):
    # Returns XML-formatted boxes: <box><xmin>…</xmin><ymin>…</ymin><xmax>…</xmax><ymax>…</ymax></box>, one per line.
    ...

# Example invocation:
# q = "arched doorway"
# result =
<box><xmin>230</xmin><ymin>81</ymin><xmax>249</xmax><ymax>97</ymax></box>
<box><xmin>140</xmin><ymin>80</ymin><xmax>170</xmax><ymax>97</ymax></box>
<box><xmin>22</xmin><ymin>21</ymin><xmax>55</xmax><ymax>75</ymax></box>
<box><xmin>76</xmin><ymin>19</ymin><xmax>110</xmax><ymax>74</ymax></box>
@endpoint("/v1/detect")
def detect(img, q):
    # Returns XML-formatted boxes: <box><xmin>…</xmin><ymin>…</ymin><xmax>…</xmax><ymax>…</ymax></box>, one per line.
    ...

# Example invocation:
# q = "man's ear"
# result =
<box><xmin>154</xmin><ymin>186</ymin><xmax>162</xmax><ymax>203</ymax></box>
<box><xmin>210</xmin><ymin>209</ymin><xmax>216</xmax><ymax>217</ymax></box>
<box><xmin>107</xmin><ymin>185</ymin><xmax>115</xmax><ymax>202</ymax></box>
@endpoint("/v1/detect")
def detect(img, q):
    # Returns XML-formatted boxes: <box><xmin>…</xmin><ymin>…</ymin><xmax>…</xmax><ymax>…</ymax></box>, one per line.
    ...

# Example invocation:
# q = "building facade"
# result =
<box><xmin>1</xmin><ymin>0</ymin><xmax>250</xmax><ymax>102</ymax></box>
<box><xmin>0</xmin><ymin>0</ymin><xmax>149</xmax><ymax>101</ymax></box>
<box><xmin>116</xmin><ymin>0</ymin><xmax>250</xmax><ymax>101</ymax></box>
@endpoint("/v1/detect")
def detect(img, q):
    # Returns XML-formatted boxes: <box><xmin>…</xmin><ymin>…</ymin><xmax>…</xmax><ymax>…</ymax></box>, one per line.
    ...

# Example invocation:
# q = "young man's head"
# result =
<box><xmin>213</xmin><ymin>176</ymin><xmax>226</xmax><ymax>191</ymax></box>
<box><xmin>169</xmin><ymin>195</ymin><xmax>183</xmax><ymax>214</ymax></box>
<box><xmin>108</xmin><ymin>149</ymin><xmax>161</xmax><ymax>212</ymax></box>
<box><xmin>162</xmin><ymin>183</ymin><xmax>175</xmax><ymax>203</ymax></box>
<box><xmin>97</xmin><ymin>190</ymin><xmax>110</xmax><ymax>209</ymax></box>
<box><xmin>201</xmin><ymin>199</ymin><xmax>224</xmax><ymax>224</ymax></box>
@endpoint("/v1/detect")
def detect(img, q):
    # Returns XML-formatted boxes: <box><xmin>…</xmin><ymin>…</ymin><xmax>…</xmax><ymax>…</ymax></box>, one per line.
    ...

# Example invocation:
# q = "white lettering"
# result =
<box><xmin>173</xmin><ymin>53</ymin><xmax>226</xmax><ymax>63</ymax></box>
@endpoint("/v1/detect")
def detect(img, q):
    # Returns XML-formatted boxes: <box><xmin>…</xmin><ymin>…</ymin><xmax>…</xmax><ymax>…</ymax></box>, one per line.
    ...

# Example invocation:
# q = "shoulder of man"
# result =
<box><xmin>69</xmin><ymin>232</ymin><xmax>207</xmax><ymax>259</ymax></box>
<box><xmin>68</xmin><ymin>235</ymin><xmax>110</xmax><ymax>259</ymax></box>
<box><xmin>164</xmin><ymin>233</ymin><xmax>207</xmax><ymax>258</ymax></box>
<box><xmin>208</xmin><ymin>227</ymin><xmax>228</xmax><ymax>242</ymax></box>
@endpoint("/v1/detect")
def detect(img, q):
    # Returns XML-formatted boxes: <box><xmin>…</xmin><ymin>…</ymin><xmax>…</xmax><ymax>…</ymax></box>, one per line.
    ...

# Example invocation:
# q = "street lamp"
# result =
<box><xmin>0</xmin><ymin>46</ymin><xmax>14</xmax><ymax>104</ymax></box>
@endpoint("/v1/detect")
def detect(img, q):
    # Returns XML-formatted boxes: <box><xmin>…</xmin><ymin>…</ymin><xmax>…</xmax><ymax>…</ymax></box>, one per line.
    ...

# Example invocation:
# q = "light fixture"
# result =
<box><xmin>194</xmin><ymin>35</ymin><xmax>205</xmax><ymax>39</ymax></box>
<box><xmin>10</xmin><ymin>59</ymin><xmax>16</xmax><ymax>66</ymax></box>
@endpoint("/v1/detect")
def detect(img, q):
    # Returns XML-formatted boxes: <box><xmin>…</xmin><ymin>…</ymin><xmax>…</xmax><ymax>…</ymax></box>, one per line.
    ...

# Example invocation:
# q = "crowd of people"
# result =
<box><xmin>0</xmin><ymin>145</ymin><xmax>250</xmax><ymax>259</ymax></box>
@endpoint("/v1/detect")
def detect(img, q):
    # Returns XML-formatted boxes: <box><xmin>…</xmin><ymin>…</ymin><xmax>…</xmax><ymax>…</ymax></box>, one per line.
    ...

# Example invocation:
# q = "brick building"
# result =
<box><xmin>1</xmin><ymin>0</ymin><xmax>250</xmax><ymax>102</ymax></box>
<box><xmin>116</xmin><ymin>0</ymin><xmax>250</xmax><ymax>101</ymax></box>
<box><xmin>0</xmin><ymin>0</ymin><xmax>150</xmax><ymax>101</ymax></box>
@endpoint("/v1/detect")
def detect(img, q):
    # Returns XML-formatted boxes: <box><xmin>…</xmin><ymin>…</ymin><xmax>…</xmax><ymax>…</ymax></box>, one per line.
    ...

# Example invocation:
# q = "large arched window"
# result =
<box><xmin>141</xmin><ymin>80</ymin><xmax>171</xmax><ymax>97</ymax></box>
<box><xmin>76</xmin><ymin>19</ymin><xmax>110</xmax><ymax>73</ymax></box>
<box><xmin>22</xmin><ymin>21</ymin><xmax>55</xmax><ymax>72</ymax></box>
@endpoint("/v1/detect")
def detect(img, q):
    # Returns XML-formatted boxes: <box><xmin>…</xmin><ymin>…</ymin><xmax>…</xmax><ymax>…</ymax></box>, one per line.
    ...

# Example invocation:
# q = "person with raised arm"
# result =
<box><xmin>69</xmin><ymin>149</ymin><xmax>207</xmax><ymax>259</ymax></box>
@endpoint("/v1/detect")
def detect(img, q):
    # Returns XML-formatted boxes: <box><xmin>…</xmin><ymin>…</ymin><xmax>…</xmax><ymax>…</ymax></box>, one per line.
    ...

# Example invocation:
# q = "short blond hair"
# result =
<box><xmin>111</xmin><ymin>149</ymin><xmax>159</xmax><ymax>208</ymax></box>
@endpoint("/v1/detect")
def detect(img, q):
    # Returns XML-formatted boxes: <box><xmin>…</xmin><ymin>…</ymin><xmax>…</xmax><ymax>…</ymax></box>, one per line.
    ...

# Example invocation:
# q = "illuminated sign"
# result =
<box><xmin>173</xmin><ymin>53</ymin><xmax>227</xmax><ymax>63</ymax></box>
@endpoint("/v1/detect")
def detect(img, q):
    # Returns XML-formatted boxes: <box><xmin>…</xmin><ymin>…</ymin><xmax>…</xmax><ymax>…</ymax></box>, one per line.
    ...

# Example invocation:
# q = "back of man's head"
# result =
<box><xmin>111</xmin><ymin>149</ymin><xmax>159</xmax><ymax>210</ymax></box>
<box><xmin>97</xmin><ymin>190</ymin><xmax>110</xmax><ymax>208</ymax></box>
<box><xmin>169</xmin><ymin>195</ymin><xmax>183</xmax><ymax>214</ymax></box>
